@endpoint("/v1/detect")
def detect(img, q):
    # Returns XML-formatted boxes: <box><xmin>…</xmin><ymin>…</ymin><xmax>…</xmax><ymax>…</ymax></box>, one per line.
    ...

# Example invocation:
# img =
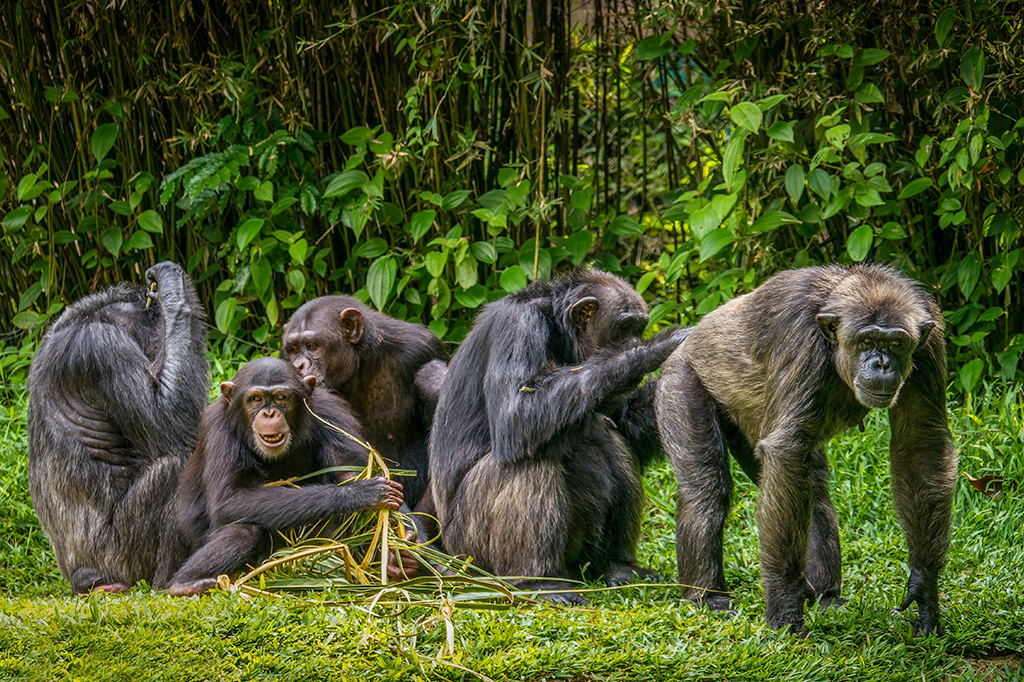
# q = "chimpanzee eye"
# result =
<box><xmin>273</xmin><ymin>392</ymin><xmax>287</xmax><ymax>403</ymax></box>
<box><xmin>307</xmin><ymin>341</ymin><xmax>318</xmax><ymax>351</ymax></box>
<box><xmin>891</xmin><ymin>339</ymin><xmax>901</xmax><ymax>348</ymax></box>
<box><xmin>252</xmin><ymin>394</ymin><xmax>263</xmax><ymax>404</ymax></box>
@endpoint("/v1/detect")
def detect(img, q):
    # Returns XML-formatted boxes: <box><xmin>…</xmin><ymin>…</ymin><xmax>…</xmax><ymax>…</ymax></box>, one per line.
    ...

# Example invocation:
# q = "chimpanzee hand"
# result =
<box><xmin>387</xmin><ymin>528</ymin><xmax>420</xmax><ymax>580</ymax></box>
<box><xmin>895</xmin><ymin>567</ymin><xmax>944</xmax><ymax>636</ymax></box>
<box><xmin>352</xmin><ymin>476</ymin><xmax>404</xmax><ymax>512</ymax></box>
<box><xmin>144</xmin><ymin>261</ymin><xmax>189</xmax><ymax>312</ymax></box>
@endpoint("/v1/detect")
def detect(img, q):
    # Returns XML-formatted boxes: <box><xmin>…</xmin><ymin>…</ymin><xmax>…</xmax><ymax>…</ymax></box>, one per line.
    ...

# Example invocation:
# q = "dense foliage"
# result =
<box><xmin>1</xmin><ymin>1</ymin><xmax>1021</xmax><ymax>393</ymax></box>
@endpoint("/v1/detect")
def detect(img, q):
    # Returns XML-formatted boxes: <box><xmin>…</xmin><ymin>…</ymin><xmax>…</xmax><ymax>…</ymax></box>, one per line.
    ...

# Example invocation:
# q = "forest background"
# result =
<box><xmin>0</xmin><ymin>0</ymin><xmax>1022</xmax><ymax>394</ymax></box>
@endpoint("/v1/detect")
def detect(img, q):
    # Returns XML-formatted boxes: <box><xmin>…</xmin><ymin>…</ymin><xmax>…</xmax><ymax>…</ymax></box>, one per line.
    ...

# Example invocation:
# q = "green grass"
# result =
<box><xmin>1</xmin><ymin>381</ymin><xmax>1022</xmax><ymax>681</ymax></box>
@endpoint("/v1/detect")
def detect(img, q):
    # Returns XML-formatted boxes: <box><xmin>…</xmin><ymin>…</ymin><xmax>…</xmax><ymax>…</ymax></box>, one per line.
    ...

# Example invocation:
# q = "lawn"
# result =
<box><xmin>1</xmin><ymin>384</ymin><xmax>1022</xmax><ymax>681</ymax></box>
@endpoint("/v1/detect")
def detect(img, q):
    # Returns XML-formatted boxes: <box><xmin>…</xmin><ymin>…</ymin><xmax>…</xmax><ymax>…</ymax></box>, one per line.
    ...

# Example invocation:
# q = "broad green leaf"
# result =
<box><xmin>289</xmin><ymin>238</ymin><xmax>309</xmax><ymax>264</ymax></box>
<box><xmin>634</xmin><ymin>34</ymin><xmax>673</xmax><ymax>60</ymax></box>
<box><xmin>323</xmin><ymin>170</ymin><xmax>369</xmax><ymax>199</ymax></box>
<box><xmin>3</xmin><ymin>206</ymin><xmax>33</xmax><ymax>230</ymax></box>
<box><xmin>935</xmin><ymin>8</ymin><xmax>955</xmax><ymax>47</ymax></box>
<box><xmin>750</xmin><ymin>210</ymin><xmax>800</xmax><ymax>234</ymax></box>
<box><xmin>340</xmin><ymin>126</ymin><xmax>373</xmax><ymax>146</ymax></box>
<box><xmin>729</xmin><ymin>102</ymin><xmax>762</xmax><ymax>133</ymax></box>
<box><xmin>849</xmin><ymin>132</ymin><xmax>896</xmax><ymax>146</ymax></box>
<box><xmin>826</xmin><ymin>124</ymin><xmax>851</xmax><ymax>148</ymax></box>
<box><xmin>958</xmin><ymin>357</ymin><xmax>984</xmax><ymax>394</ymax></box>
<box><xmin>766</xmin><ymin>121</ymin><xmax>795</xmax><ymax>144</ymax></box>
<box><xmin>13</xmin><ymin>311</ymin><xmax>41</xmax><ymax>330</ymax></box>
<box><xmin>90</xmin><ymin>123</ymin><xmax>118</xmax><ymax>163</ymax></box>
<box><xmin>138</xmin><ymin>210</ymin><xmax>163</xmax><ymax>234</ymax></box>
<box><xmin>101</xmin><ymin>225</ymin><xmax>122</xmax><ymax>256</ymax></box>
<box><xmin>453</xmin><ymin>284</ymin><xmax>487</xmax><ymax>309</ymax></box>
<box><xmin>425</xmin><ymin>251</ymin><xmax>448</xmax><ymax>278</ymax></box>
<box><xmin>807</xmin><ymin>169</ymin><xmax>833</xmax><ymax>201</ymax></box>
<box><xmin>367</xmin><ymin>256</ymin><xmax>397</xmax><ymax>311</ymax></box>
<box><xmin>721</xmin><ymin>134</ymin><xmax>745</xmax><ymax>192</ymax></box>
<box><xmin>251</xmin><ymin>256</ymin><xmax>272</xmax><ymax>296</ymax></box>
<box><xmin>958</xmin><ymin>253</ymin><xmax>981</xmax><ymax>299</ymax></box>
<box><xmin>407</xmin><ymin>209</ymin><xmax>436</xmax><ymax>244</ymax></box>
<box><xmin>993</xmin><ymin>266</ymin><xmax>1013</xmax><ymax>293</ymax></box>
<box><xmin>441</xmin><ymin>190</ymin><xmax>471</xmax><ymax>210</ymax></box>
<box><xmin>215</xmin><ymin>297</ymin><xmax>237</xmax><ymax>334</ymax></box>
<box><xmin>846</xmin><ymin>224</ymin><xmax>873</xmax><ymax>261</ymax></box>
<box><xmin>961</xmin><ymin>48</ymin><xmax>985</xmax><ymax>91</ymax></box>
<box><xmin>854</xmin><ymin>49</ymin><xmax>890</xmax><ymax>67</ymax></box>
<box><xmin>127</xmin><ymin>231</ymin><xmax>153</xmax><ymax>250</ymax></box>
<box><xmin>855</xmin><ymin>83</ymin><xmax>885</xmax><ymax>104</ymax></box>
<box><xmin>456</xmin><ymin>256</ymin><xmax>478</xmax><ymax>290</ymax></box>
<box><xmin>698</xmin><ymin>228</ymin><xmax>733</xmax><ymax>262</ymax></box>
<box><xmin>353</xmin><ymin>238</ymin><xmax>388</xmax><ymax>259</ymax></box>
<box><xmin>236</xmin><ymin>218</ymin><xmax>264</xmax><ymax>250</ymax></box>
<box><xmin>608</xmin><ymin>215</ymin><xmax>643</xmax><ymax>236</ymax></box>
<box><xmin>897</xmin><ymin>177</ymin><xmax>933</xmax><ymax>199</ymax></box>
<box><xmin>16</xmin><ymin>174</ymin><xmax>38</xmax><ymax>201</ymax></box>
<box><xmin>566</xmin><ymin>230</ymin><xmax>594</xmax><ymax>265</ymax></box>
<box><xmin>254</xmin><ymin>181</ymin><xmax>274</xmax><ymax>202</ymax></box>
<box><xmin>636</xmin><ymin>271</ymin><xmax>657</xmax><ymax>295</ymax></box>
<box><xmin>499</xmin><ymin>265</ymin><xmax>528</xmax><ymax>293</ymax></box>
<box><xmin>470</xmin><ymin>241</ymin><xmax>497</xmax><ymax>264</ymax></box>
<box><xmin>785</xmin><ymin>165</ymin><xmax>805</xmax><ymax>203</ymax></box>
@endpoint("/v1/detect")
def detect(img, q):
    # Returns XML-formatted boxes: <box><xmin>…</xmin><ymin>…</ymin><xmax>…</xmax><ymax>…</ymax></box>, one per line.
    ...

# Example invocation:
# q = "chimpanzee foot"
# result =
<box><xmin>517</xmin><ymin>579</ymin><xmax>590</xmax><ymax>606</ymax></box>
<box><xmin>690</xmin><ymin>592</ymin><xmax>737</xmax><ymax>616</ymax></box>
<box><xmin>808</xmin><ymin>594</ymin><xmax>847</xmax><ymax>611</ymax></box>
<box><xmin>605</xmin><ymin>562</ymin><xmax>663</xmax><ymax>587</ymax></box>
<box><xmin>167</xmin><ymin>578</ymin><xmax>218</xmax><ymax>597</ymax></box>
<box><xmin>71</xmin><ymin>567</ymin><xmax>129</xmax><ymax>595</ymax></box>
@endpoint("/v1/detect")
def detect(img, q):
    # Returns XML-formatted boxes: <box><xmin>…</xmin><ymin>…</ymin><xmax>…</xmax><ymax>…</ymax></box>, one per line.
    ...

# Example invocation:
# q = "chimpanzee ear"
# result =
<box><xmin>339</xmin><ymin>308</ymin><xmax>364</xmax><ymax>345</ymax></box>
<box><xmin>302</xmin><ymin>375</ymin><xmax>317</xmax><ymax>393</ymax></box>
<box><xmin>570</xmin><ymin>297</ymin><xmax>600</xmax><ymax>330</ymax></box>
<box><xmin>917</xmin><ymin>320</ymin><xmax>937</xmax><ymax>347</ymax></box>
<box><xmin>816</xmin><ymin>313</ymin><xmax>840</xmax><ymax>345</ymax></box>
<box><xmin>220</xmin><ymin>381</ymin><xmax>236</xmax><ymax>404</ymax></box>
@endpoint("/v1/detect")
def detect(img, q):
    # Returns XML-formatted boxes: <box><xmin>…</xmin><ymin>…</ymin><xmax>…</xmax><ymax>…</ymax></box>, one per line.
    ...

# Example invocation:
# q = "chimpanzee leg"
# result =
<box><xmin>756</xmin><ymin>432</ymin><xmax>815</xmax><ymax>633</ymax></box>
<box><xmin>443</xmin><ymin>453</ymin><xmax>585</xmax><ymax>604</ymax></box>
<box><xmin>599</xmin><ymin>434</ymin><xmax>658</xmax><ymax>586</ymax></box>
<box><xmin>804</xmin><ymin>449</ymin><xmax>844</xmax><ymax>608</ymax></box>
<box><xmin>168</xmin><ymin>523</ymin><xmax>270</xmax><ymax>596</ymax></box>
<box><xmin>656</xmin><ymin>358</ymin><xmax>733</xmax><ymax>610</ymax></box>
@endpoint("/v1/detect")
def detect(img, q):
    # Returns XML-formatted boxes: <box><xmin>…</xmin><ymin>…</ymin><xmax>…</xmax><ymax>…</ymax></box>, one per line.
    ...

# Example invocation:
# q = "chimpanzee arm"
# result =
<box><xmin>415</xmin><ymin>359</ymin><xmax>448</xmax><ymax>424</ymax></box>
<box><xmin>610</xmin><ymin>379</ymin><xmax>663</xmax><ymax>470</ymax></box>
<box><xmin>888</xmin><ymin>340</ymin><xmax>957</xmax><ymax>636</ymax></box>
<box><xmin>486</xmin><ymin>304</ymin><xmax>684</xmax><ymax>463</ymax></box>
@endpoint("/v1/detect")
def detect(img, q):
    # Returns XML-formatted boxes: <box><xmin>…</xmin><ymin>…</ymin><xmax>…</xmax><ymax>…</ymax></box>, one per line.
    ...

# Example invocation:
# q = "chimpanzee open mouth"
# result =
<box><xmin>258</xmin><ymin>432</ymin><xmax>287</xmax><ymax>448</ymax></box>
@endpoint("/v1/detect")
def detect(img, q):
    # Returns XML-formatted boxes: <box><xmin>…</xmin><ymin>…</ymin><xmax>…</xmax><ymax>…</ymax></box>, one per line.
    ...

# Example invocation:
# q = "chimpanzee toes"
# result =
<box><xmin>691</xmin><ymin>592</ymin><xmax>736</xmax><ymax>616</ymax></box>
<box><xmin>808</xmin><ymin>594</ymin><xmax>847</xmax><ymax>612</ymax></box>
<box><xmin>167</xmin><ymin>578</ymin><xmax>218</xmax><ymax>597</ymax></box>
<box><xmin>605</xmin><ymin>563</ymin><xmax>663</xmax><ymax>586</ymax></box>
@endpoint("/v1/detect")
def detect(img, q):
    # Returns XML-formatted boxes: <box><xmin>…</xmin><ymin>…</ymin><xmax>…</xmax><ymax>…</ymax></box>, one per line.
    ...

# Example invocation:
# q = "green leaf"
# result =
<box><xmin>634</xmin><ymin>34</ymin><xmax>673</xmax><ymax>60</ymax></box>
<box><xmin>254</xmin><ymin>181</ymin><xmax>274</xmax><ymax>202</ymax></box>
<box><xmin>470</xmin><ymin>241</ymin><xmax>497</xmax><ymax>264</ymax></box>
<box><xmin>289</xmin><ymin>238</ymin><xmax>309</xmax><ymax>264</ymax></box>
<box><xmin>499</xmin><ymin>265</ymin><xmax>528</xmax><ymax>293</ymax></box>
<box><xmin>960</xmin><ymin>48</ymin><xmax>985</xmax><ymax>91</ymax></box>
<box><xmin>766</xmin><ymin>121</ymin><xmax>795</xmax><ymax>144</ymax></box>
<box><xmin>636</xmin><ymin>271</ymin><xmax>657</xmax><ymax>295</ymax></box>
<box><xmin>608</xmin><ymin>215</ymin><xmax>643</xmax><ymax>236</ymax></box>
<box><xmin>849</xmin><ymin>132</ymin><xmax>895</xmax><ymax>146</ymax></box>
<box><xmin>721</xmin><ymin>134</ymin><xmax>745</xmax><ymax>192</ymax></box>
<box><xmin>897</xmin><ymin>177</ymin><xmax>933</xmax><ymax>200</ymax></box>
<box><xmin>367</xmin><ymin>256</ymin><xmax>397</xmax><ymax>311</ymax></box>
<box><xmin>958</xmin><ymin>357</ymin><xmax>984</xmax><ymax>394</ymax></box>
<box><xmin>236</xmin><ymin>218</ymin><xmax>264</xmax><ymax>250</ymax></box>
<box><xmin>935</xmin><ymin>8</ymin><xmax>955</xmax><ymax>47</ymax></box>
<box><xmin>456</xmin><ymin>256</ymin><xmax>478</xmax><ymax>290</ymax></box>
<box><xmin>16</xmin><ymin>174</ymin><xmax>38</xmax><ymax>201</ymax></box>
<box><xmin>90</xmin><ymin>123</ymin><xmax>118</xmax><ymax>163</ymax></box>
<box><xmin>138</xmin><ymin>210</ymin><xmax>163</xmax><ymax>234</ymax></box>
<box><xmin>807</xmin><ymin>169</ymin><xmax>833</xmax><ymax>201</ymax></box>
<box><xmin>341</xmin><ymin>126</ymin><xmax>373</xmax><ymax>146</ymax></box>
<box><xmin>101</xmin><ymin>225</ymin><xmax>122</xmax><ymax>256</ymax></box>
<box><xmin>323</xmin><ymin>171</ymin><xmax>368</xmax><ymax>199</ymax></box>
<box><xmin>846</xmin><ymin>224</ymin><xmax>873</xmax><ymax>261</ymax></box>
<box><xmin>3</xmin><ymin>206</ymin><xmax>33</xmax><ymax>230</ymax></box>
<box><xmin>750</xmin><ymin>211</ymin><xmax>800</xmax><ymax>234</ymax></box>
<box><xmin>699</xmin><ymin>228</ymin><xmax>733</xmax><ymax>262</ymax></box>
<box><xmin>408</xmin><ymin>210</ymin><xmax>436</xmax><ymax>244</ymax></box>
<box><xmin>729</xmin><ymin>102</ymin><xmax>762</xmax><ymax>133</ymax></box>
<box><xmin>958</xmin><ymin>253</ymin><xmax>981</xmax><ymax>299</ymax></box>
<box><xmin>453</xmin><ymin>284</ymin><xmax>487</xmax><ymax>309</ymax></box>
<box><xmin>215</xmin><ymin>297</ymin><xmax>237</xmax><ymax>334</ymax></box>
<box><xmin>353</xmin><ymin>238</ymin><xmax>388</xmax><ymax>259</ymax></box>
<box><xmin>127</xmin><ymin>231</ymin><xmax>154</xmax><ymax>250</ymax></box>
<box><xmin>441</xmin><ymin>190</ymin><xmax>471</xmax><ymax>210</ymax></box>
<box><xmin>785</xmin><ymin>165</ymin><xmax>805</xmax><ymax>203</ymax></box>
<box><xmin>854</xmin><ymin>49</ymin><xmax>890</xmax><ymax>67</ymax></box>
<box><xmin>855</xmin><ymin>83</ymin><xmax>885</xmax><ymax>104</ymax></box>
<box><xmin>566</xmin><ymin>230</ymin><xmax>594</xmax><ymax>265</ymax></box>
<box><xmin>425</xmin><ymin>251</ymin><xmax>448</xmax><ymax>278</ymax></box>
<box><xmin>251</xmin><ymin>257</ymin><xmax>272</xmax><ymax>296</ymax></box>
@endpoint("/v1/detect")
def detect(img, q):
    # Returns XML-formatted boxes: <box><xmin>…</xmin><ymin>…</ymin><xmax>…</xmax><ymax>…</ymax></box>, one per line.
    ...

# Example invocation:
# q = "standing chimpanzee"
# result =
<box><xmin>280</xmin><ymin>296</ymin><xmax>447</xmax><ymax>538</ymax></box>
<box><xmin>428</xmin><ymin>269</ymin><xmax>688</xmax><ymax>604</ymax></box>
<box><xmin>28</xmin><ymin>261</ymin><xmax>209</xmax><ymax>594</ymax></box>
<box><xmin>655</xmin><ymin>264</ymin><xmax>958</xmax><ymax>636</ymax></box>
<box><xmin>163</xmin><ymin>357</ymin><xmax>405</xmax><ymax>596</ymax></box>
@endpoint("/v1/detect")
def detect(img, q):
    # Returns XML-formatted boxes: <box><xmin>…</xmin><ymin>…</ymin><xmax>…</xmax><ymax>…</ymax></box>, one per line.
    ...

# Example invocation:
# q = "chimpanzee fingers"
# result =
<box><xmin>386</xmin><ymin>547</ymin><xmax>420</xmax><ymax>580</ymax></box>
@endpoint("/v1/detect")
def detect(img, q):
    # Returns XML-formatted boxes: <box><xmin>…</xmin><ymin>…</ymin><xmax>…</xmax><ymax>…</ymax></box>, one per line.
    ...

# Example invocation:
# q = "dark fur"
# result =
<box><xmin>27</xmin><ymin>261</ymin><xmax>209</xmax><ymax>594</ymax></box>
<box><xmin>162</xmin><ymin>357</ymin><xmax>403</xmax><ymax>596</ymax></box>
<box><xmin>656</xmin><ymin>264</ymin><xmax>958</xmax><ymax>635</ymax></box>
<box><xmin>281</xmin><ymin>296</ymin><xmax>447</xmax><ymax>537</ymax></box>
<box><xmin>428</xmin><ymin>269</ymin><xmax>688</xmax><ymax>603</ymax></box>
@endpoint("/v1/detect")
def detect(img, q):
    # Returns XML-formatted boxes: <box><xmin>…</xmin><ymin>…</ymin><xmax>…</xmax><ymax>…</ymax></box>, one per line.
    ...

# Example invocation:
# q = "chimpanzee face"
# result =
<box><xmin>281</xmin><ymin>306</ymin><xmax>363</xmax><ymax>391</ymax></box>
<box><xmin>817</xmin><ymin>313</ymin><xmax>935</xmax><ymax>409</ymax></box>
<box><xmin>569</xmin><ymin>279</ymin><xmax>649</xmax><ymax>360</ymax></box>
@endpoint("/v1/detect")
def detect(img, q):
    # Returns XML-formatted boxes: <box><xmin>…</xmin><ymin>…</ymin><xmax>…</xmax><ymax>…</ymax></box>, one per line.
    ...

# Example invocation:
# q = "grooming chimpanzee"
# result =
<box><xmin>280</xmin><ymin>296</ymin><xmax>447</xmax><ymax>539</ymax></box>
<box><xmin>28</xmin><ymin>261</ymin><xmax>209</xmax><ymax>594</ymax></box>
<box><xmin>163</xmin><ymin>357</ymin><xmax>405</xmax><ymax>596</ymax></box>
<box><xmin>428</xmin><ymin>269</ymin><xmax>688</xmax><ymax>604</ymax></box>
<box><xmin>655</xmin><ymin>264</ymin><xmax>957</xmax><ymax>635</ymax></box>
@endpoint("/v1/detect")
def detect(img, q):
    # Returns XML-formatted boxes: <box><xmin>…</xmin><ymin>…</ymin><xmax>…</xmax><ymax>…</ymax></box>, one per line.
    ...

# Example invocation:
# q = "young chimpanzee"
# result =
<box><xmin>428</xmin><ymin>269</ymin><xmax>688</xmax><ymax>604</ymax></box>
<box><xmin>28</xmin><ymin>261</ymin><xmax>208</xmax><ymax>595</ymax></box>
<box><xmin>280</xmin><ymin>295</ymin><xmax>447</xmax><ymax>541</ymax></box>
<box><xmin>656</xmin><ymin>264</ymin><xmax>958</xmax><ymax>636</ymax></box>
<box><xmin>163</xmin><ymin>357</ymin><xmax>404</xmax><ymax>596</ymax></box>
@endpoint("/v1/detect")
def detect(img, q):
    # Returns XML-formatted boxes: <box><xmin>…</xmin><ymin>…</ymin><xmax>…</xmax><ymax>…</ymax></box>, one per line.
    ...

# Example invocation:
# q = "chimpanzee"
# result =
<box><xmin>27</xmin><ymin>261</ymin><xmax>209</xmax><ymax>594</ymax></box>
<box><xmin>280</xmin><ymin>295</ymin><xmax>447</xmax><ymax>539</ymax></box>
<box><xmin>428</xmin><ymin>269</ymin><xmax>688</xmax><ymax>604</ymax></box>
<box><xmin>163</xmin><ymin>357</ymin><xmax>405</xmax><ymax>596</ymax></box>
<box><xmin>655</xmin><ymin>264</ymin><xmax>958</xmax><ymax>635</ymax></box>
